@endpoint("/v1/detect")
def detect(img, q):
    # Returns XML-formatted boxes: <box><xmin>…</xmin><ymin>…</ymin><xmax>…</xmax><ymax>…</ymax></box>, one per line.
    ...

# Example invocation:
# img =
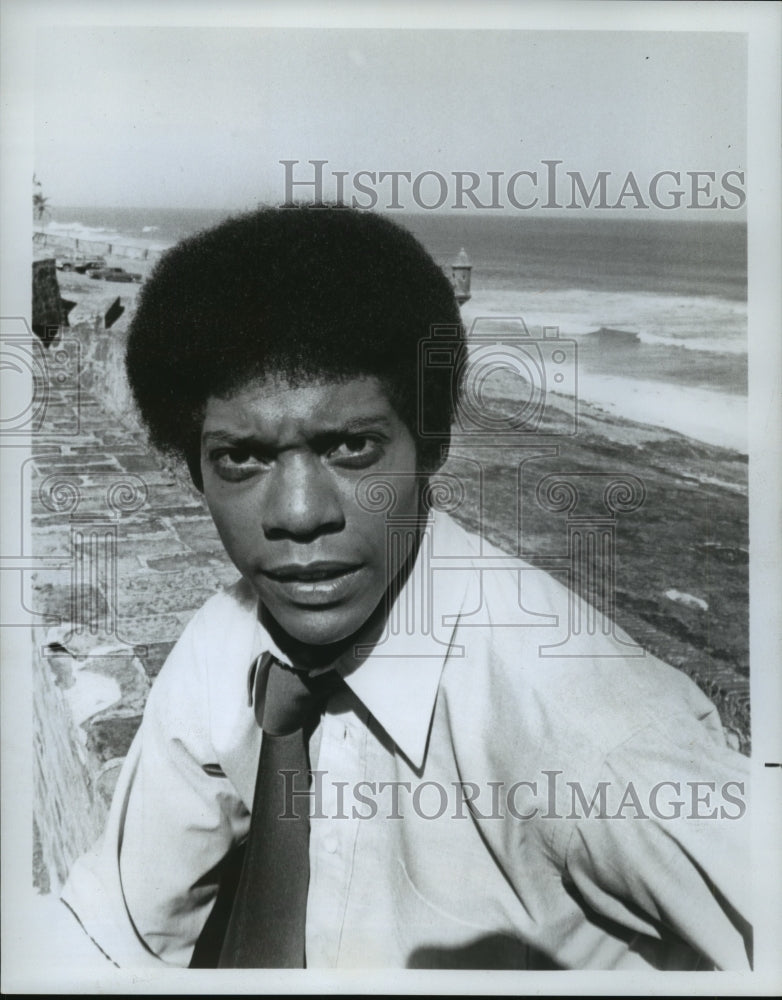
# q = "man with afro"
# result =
<box><xmin>60</xmin><ymin>205</ymin><xmax>751</xmax><ymax>972</ymax></box>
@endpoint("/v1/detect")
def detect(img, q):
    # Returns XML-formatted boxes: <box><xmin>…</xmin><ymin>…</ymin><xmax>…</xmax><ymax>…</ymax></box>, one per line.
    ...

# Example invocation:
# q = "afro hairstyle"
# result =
<box><xmin>124</xmin><ymin>204</ymin><xmax>465</xmax><ymax>489</ymax></box>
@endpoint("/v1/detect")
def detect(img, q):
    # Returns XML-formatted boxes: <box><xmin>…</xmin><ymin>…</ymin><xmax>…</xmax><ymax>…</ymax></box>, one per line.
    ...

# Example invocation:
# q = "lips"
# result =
<box><xmin>260</xmin><ymin>561</ymin><xmax>364</xmax><ymax>606</ymax></box>
<box><xmin>263</xmin><ymin>561</ymin><xmax>360</xmax><ymax>582</ymax></box>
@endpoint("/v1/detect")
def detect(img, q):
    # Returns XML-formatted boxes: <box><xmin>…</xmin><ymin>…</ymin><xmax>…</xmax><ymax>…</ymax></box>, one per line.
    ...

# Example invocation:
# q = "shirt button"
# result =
<box><xmin>323</xmin><ymin>833</ymin><xmax>338</xmax><ymax>854</ymax></box>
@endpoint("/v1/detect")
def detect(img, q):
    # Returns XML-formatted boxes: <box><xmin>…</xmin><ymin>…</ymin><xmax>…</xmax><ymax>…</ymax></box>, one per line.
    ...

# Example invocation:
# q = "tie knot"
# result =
<box><xmin>254</xmin><ymin>653</ymin><xmax>342</xmax><ymax>736</ymax></box>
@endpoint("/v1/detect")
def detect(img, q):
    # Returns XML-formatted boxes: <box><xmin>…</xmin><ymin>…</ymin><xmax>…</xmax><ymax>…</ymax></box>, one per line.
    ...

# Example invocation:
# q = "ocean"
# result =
<box><xmin>44</xmin><ymin>208</ymin><xmax>747</xmax><ymax>452</ymax></box>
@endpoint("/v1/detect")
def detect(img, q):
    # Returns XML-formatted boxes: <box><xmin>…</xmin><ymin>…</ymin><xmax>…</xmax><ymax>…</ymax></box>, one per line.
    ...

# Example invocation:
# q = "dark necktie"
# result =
<box><xmin>216</xmin><ymin>653</ymin><xmax>343</xmax><ymax>968</ymax></box>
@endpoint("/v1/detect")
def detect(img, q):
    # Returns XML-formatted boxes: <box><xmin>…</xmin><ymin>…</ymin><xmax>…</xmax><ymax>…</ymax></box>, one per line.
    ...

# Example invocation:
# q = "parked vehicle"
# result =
<box><xmin>87</xmin><ymin>266</ymin><xmax>142</xmax><ymax>283</ymax></box>
<box><xmin>57</xmin><ymin>256</ymin><xmax>106</xmax><ymax>273</ymax></box>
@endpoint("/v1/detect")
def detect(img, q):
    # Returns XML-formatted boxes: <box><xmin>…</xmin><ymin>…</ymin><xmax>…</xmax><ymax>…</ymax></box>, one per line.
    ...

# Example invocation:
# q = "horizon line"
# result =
<box><xmin>40</xmin><ymin>205</ymin><xmax>748</xmax><ymax>224</ymax></box>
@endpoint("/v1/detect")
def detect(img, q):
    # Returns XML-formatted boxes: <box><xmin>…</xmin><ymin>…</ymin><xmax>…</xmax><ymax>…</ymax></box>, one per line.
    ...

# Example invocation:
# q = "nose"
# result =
<box><xmin>261</xmin><ymin>454</ymin><xmax>345</xmax><ymax>541</ymax></box>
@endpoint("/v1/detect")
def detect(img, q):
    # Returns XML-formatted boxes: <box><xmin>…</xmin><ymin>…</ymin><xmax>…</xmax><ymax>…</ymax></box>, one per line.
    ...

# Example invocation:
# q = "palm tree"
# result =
<box><xmin>33</xmin><ymin>174</ymin><xmax>50</xmax><ymax>230</ymax></box>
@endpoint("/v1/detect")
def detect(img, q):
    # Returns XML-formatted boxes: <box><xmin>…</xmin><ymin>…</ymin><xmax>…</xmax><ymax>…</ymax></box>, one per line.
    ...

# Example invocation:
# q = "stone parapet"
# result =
<box><xmin>30</xmin><ymin>335</ymin><xmax>235</xmax><ymax>890</ymax></box>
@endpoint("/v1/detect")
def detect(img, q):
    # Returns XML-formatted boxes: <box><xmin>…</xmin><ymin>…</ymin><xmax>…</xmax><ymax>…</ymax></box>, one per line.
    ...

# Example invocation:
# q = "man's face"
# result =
<box><xmin>201</xmin><ymin>374</ymin><xmax>421</xmax><ymax>650</ymax></box>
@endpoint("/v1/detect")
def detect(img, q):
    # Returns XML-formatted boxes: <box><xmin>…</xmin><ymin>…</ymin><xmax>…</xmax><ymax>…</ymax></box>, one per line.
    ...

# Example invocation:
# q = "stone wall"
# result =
<box><xmin>31</xmin><ymin>321</ymin><xmax>236</xmax><ymax>891</ymax></box>
<box><xmin>68</xmin><ymin>320</ymin><xmax>139</xmax><ymax>433</ymax></box>
<box><xmin>33</xmin><ymin>636</ymin><xmax>150</xmax><ymax>888</ymax></box>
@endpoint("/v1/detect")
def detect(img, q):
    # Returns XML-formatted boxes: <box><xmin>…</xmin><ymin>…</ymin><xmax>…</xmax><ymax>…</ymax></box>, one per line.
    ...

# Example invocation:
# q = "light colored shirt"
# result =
<box><xmin>60</xmin><ymin>511</ymin><xmax>751</xmax><ymax>970</ymax></box>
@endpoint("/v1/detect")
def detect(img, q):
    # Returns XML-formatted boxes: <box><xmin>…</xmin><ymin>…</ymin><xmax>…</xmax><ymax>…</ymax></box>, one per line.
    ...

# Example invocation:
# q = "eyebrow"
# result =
<box><xmin>201</xmin><ymin>416</ymin><xmax>395</xmax><ymax>447</ymax></box>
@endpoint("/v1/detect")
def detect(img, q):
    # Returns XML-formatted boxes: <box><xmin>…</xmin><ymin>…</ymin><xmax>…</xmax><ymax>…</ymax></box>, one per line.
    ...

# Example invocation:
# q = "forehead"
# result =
<box><xmin>202</xmin><ymin>374</ymin><xmax>400</xmax><ymax>439</ymax></box>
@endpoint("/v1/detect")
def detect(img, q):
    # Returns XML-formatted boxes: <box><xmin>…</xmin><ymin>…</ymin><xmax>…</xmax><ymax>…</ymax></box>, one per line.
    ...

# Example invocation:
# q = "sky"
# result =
<box><xmin>32</xmin><ymin>26</ymin><xmax>747</xmax><ymax>214</ymax></box>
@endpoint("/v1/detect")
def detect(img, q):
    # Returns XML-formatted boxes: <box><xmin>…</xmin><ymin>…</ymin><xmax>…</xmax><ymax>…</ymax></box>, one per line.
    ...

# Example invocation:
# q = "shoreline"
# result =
<box><xmin>36</xmin><ymin>228</ymin><xmax>748</xmax><ymax>452</ymax></box>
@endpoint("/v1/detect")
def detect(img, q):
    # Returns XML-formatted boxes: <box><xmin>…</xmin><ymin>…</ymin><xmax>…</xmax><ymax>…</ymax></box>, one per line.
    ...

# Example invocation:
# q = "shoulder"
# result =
<box><xmin>436</xmin><ymin>513</ymin><xmax>726</xmax><ymax>767</ymax></box>
<box><xmin>143</xmin><ymin>577</ymin><xmax>260</xmax><ymax>736</ymax></box>
<box><xmin>152</xmin><ymin>577</ymin><xmax>258</xmax><ymax>682</ymax></box>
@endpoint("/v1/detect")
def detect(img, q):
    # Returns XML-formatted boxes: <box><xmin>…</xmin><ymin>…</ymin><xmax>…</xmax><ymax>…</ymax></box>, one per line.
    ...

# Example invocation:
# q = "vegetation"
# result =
<box><xmin>33</xmin><ymin>173</ymin><xmax>50</xmax><ymax>228</ymax></box>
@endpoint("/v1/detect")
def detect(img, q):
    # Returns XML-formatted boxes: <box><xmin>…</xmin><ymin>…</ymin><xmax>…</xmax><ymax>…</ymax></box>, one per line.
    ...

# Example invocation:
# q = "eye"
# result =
<box><xmin>326</xmin><ymin>436</ymin><xmax>383</xmax><ymax>468</ymax></box>
<box><xmin>209</xmin><ymin>447</ymin><xmax>268</xmax><ymax>481</ymax></box>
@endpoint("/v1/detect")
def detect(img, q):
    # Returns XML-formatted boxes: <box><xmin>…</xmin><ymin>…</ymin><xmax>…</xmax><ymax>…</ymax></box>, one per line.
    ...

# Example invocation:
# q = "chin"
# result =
<box><xmin>269</xmin><ymin>603</ymin><xmax>374</xmax><ymax>650</ymax></box>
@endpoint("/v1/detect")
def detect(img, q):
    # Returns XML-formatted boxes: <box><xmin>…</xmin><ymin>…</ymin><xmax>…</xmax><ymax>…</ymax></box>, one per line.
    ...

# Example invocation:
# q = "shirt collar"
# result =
<box><xmin>248</xmin><ymin>511</ymin><xmax>475</xmax><ymax>770</ymax></box>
